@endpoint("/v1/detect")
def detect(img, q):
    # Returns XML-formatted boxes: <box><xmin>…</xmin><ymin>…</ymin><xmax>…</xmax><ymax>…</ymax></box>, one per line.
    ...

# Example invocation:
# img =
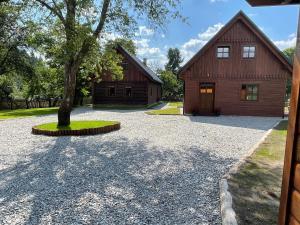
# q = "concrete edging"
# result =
<box><xmin>219</xmin><ymin>119</ymin><xmax>283</xmax><ymax>225</ymax></box>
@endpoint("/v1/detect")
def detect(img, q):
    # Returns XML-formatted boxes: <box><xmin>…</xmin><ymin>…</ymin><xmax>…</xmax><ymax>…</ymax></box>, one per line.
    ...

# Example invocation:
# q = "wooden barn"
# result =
<box><xmin>179</xmin><ymin>11</ymin><xmax>292</xmax><ymax>117</ymax></box>
<box><xmin>92</xmin><ymin>45</ymin><xmax>162</xmax><ymax>106</ymax></box>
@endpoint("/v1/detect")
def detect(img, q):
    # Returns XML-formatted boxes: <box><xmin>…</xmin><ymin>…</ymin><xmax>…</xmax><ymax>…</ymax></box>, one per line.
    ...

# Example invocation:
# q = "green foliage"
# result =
<box><xmin>94</xmin><ymin>38</ymin><xmax>137</xmax><ymax>83</ymax></box>
<box><xmin>0</xmin><ymin>75</ymin><xmax>14</xmax><ymax>100</ymax></box>
<box><xmin>283</xmin><ymin>47</ymin><xmax>295</xmax><ymax>96</ymax></box>
<box><xmin>105</xmin><ymin>38</ymin><xmax>136</xmax><ymax>55</ymax></box>
<box><xmin>0</xmin><ymin>2</ymin><xmax>34</xmax><ymax>77</ymax></box>
<box><xmin>35</xmin><ymin>120</ymin><xmax>119</xmax><ymax>131</ymax></box>
<box><xmin>158</xmin><ymin>47</ymin><xmax>184</xmax><ymax>100</ymax></box>
<box><xmin>159</xmin><ymin>70</ymin><xmax>181</xmax><ymax>100</ymax></box>
<box><xmin>165</xmin><ymin>48</ymin><xmax>184</xmax><ymax>75</ymax></box>
<box><xmin>283</xmin><ymin>47</ymin><xmax>295</xmax><ymax>63</ymax></box>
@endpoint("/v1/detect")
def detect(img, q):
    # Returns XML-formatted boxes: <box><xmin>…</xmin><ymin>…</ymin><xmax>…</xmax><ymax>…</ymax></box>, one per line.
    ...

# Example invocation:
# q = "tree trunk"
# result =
<box><xmin>25</xmin><ymin>99</ymin><xmax>29</xmax><ymax>109</ymax></box>
<box><xmin>58</xmin><ymin>62</ymin><xmax>78</xmax><ymax>126</ymax></box>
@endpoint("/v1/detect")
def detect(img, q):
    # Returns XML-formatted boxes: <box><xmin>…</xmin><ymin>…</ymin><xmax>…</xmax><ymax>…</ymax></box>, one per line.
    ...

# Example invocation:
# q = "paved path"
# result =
<box><xmin>0</xmin><ymin>108</ymin><xmax>280</xmax><ymax>225</ymax></box>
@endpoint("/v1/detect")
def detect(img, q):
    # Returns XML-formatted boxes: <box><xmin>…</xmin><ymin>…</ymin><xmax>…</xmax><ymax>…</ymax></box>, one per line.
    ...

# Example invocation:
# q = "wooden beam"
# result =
<box><xmin>246</xmin><ymin>0</ymin><xmax>299</xmax><ymax>6</ymax></box>
<box><xmin>279</xmin><ymin>8</ymin><xmax>300</xmax><ymax>225</ymax></box>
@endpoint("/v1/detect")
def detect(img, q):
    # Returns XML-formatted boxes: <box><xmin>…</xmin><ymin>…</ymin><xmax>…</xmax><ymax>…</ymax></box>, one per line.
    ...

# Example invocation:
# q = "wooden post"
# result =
<box><xmin>279</xmin><ymin>7</ymin><xmax>300</xmax><ymax>225</ymax></box>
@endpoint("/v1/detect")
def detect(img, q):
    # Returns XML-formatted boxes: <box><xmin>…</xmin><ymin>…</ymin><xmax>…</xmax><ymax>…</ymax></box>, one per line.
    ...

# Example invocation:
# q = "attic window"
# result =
<box><xmin>121</xmin><ymin>62</ymin><xmax>128</xmax><ymax>70</ymax></box>
<box><xmin>243</xmin><ymin>46</ymin><xmax>256</xmax><ymax>58</ymax></box>
<box><xmin>217</xmin><ymin>46</ymin><xmax>230</xmax><ymax>58</ymax></box>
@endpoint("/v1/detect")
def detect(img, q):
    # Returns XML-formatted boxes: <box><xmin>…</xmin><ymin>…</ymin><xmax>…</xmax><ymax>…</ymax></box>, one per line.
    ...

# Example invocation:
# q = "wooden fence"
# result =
<box><xmin>0</xmin><ymin>97</ymin><xmax>92</xmax><ymax>110</ymax></box>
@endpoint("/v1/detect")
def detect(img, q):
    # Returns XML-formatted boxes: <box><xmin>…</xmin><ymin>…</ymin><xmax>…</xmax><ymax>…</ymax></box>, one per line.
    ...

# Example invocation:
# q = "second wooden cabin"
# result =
<box><xmin>93</xmin><ymin>45</ymin><xmax>163</xmax><ymax>106</ymax></box>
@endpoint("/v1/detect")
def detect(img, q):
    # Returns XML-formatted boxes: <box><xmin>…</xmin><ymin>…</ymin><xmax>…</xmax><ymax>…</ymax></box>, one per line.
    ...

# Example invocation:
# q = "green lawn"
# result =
<box><xmin>146</xmin><ymin>107</ymin><xmax>181</xmax><ymax>115</ymax></box>
<box><xmin>228</xmin><ymin>121</ymin><xmax>287</xmax><ymax>225</ymax></box>
<box><xmin>167</xmin><ymin>102</ymin><xmax>183</xmax><ymax>108</ymax></box>
<box><xmin>34</xmin><ymin>120</ymin><xmax>119</xmax><ymax>131</ymax></box>
<box><xmin>0</xmin><ymin>107</ymin><xmax>58</xmax><ymax>119</ymax></box>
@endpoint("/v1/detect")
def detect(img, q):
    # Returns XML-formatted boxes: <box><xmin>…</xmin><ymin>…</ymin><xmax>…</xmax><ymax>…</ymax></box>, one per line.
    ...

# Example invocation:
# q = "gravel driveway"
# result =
<box><xmin>0</xmin><ymin>108</ymin><xmax>280</xmax><ymax>225</ymax></box>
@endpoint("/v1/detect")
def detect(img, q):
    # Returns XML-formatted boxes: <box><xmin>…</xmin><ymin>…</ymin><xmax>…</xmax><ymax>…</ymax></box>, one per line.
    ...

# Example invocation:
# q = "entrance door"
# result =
<box><xmin>199</xmin><ymin>83</ymin><xmax>215</xmax><ymax>115</ymax></box>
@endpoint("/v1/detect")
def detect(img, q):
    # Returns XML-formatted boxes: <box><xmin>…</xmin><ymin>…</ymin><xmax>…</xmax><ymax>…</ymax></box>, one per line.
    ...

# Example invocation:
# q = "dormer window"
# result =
<box><xmin>243</xmin><ymin>46</ymin><xmax>256</xmax><ymax>58</ymax></box>
<box><xmin>217</xmin><ymin>46</ymin><xmax>230</xmax><ymax>58</ymax></box>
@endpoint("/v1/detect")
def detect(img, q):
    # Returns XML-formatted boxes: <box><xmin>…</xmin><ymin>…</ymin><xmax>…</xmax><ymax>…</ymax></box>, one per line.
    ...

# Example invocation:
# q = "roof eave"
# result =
<box><xmin>117</xmin><ymin>45</ymin><xmax>163</xmax><ymax>84</ymax></box>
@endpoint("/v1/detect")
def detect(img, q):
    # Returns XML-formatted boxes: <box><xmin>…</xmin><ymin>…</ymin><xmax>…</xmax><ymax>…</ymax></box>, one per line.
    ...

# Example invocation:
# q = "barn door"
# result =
<box><xmin>199</xmin><ymin>83</ymin><xmax>215</xmax><ymax>115</ymax></box>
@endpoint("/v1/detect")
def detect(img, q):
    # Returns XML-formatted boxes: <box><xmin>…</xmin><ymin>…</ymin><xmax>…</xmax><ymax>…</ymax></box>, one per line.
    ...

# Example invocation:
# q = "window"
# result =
<box><xmin>121</xmin><ymin>62</ymin><xmax>128</xmax><ymax>70</ymax></box>
<box><xmin>217</xmin><ymin>46</ymin><xmax>230</xmax><ymax>58</ymax></box>
<box><xmin>108</xmin><ymin>86</ymin><xmax>116</xmax><ymax>97</ymax></box>
<box><xmin>125</xmin><ymin>87</ymin><xmax>132</xmax><ymax>97</ymax></box>
<box><xmin>200</xmin><ymin>87</ymin><xmax>213</xmax><ymax>94</ymax></box>
<box><xmin>200</xmin><ymin>83</ymin><xmax>214</xmax><ymax>94</ymax></box>
<box><xmin>243</xmin><ymin>46</ymin><xmax>256</xmax><ymax>58</ymax></box>
<box><xmin>241</xmin><ymin>84</ymin><xmax>258</xmax><ymax>101</ymax></box>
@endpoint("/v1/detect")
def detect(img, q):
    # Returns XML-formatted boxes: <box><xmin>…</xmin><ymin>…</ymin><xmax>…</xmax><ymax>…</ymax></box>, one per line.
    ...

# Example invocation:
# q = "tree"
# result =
<box><xmin>0</xmin><ymin>2</ymin><xmax>33</xmax><ymax>77</ymax></box>
<box><xmin>283</xmin><ymin>47</ymin><xmax>295</xmax><ymax>63</ymax></box>
<box><xmin>283</xmin><ymin>47</ymin><xmax>296</xmax><ymax>96</ymax></box>
<box><xmin>158</xmin><ymin>70</ymin><xmax>180</xmax><ymax>100</ymax></box>
<box><xmin>17</xmin><ymin>0</ymin><xmax>183</xmax><ymax>126</ymax></box>
<box><xmin>160</xmin><ymin>47</ymin><xmax>184</xmax><ymax>100</ymax></box>
<box><xmin>165</xmin><ymin>48</ymin><xmax>184</xmax><ymax>76</ymax></box>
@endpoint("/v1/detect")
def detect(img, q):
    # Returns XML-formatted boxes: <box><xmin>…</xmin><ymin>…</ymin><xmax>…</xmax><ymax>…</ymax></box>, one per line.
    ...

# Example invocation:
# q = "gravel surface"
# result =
<box><xmin>0</xmin><ymin>107</ymin><xmax>280</xmax><ymax>225</ymax></box>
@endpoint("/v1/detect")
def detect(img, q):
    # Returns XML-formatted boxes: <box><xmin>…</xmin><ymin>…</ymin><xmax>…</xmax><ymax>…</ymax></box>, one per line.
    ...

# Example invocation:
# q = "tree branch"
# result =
<box><xmin>73</xmin><ymin>0</ymin><xmax>111</xmax><ymax>67</ymax></box>
<box><xmin>35</xmin><ymin>0</ymin><xmax>66</xmax><ymax>25</ymax></box>
<box><xmin>93</xmin><ymin>0</ymin><xmax>111</xmax><ymax>37</ymax></box>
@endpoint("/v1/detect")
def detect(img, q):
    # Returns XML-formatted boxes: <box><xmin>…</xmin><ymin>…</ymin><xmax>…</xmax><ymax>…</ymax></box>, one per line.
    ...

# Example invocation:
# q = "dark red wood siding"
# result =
<box><xmin>93</xmin><ymin>49</ymin><xmax>162</xmax><ymax>105</ymax></box>
<box><xmin>182</xmin><ymin>16</ymin><xmax>291</xmax><ymax>116</ymax></box>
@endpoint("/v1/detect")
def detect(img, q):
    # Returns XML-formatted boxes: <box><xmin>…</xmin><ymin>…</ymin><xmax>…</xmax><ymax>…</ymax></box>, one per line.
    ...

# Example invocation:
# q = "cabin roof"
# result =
<box><xmin>117</xmin><ymin>45</ymin><xmax>163</xmax><ymax>84</ymax></box>
<box><xmin>246</xmin><ymin>0</ymin><xmax>299</xmax><ymax>6</ymax></box>
<box><xmin>179</xmin><ymin>11</ymin><xmax>293</xmax><ymax>76</ymax></box>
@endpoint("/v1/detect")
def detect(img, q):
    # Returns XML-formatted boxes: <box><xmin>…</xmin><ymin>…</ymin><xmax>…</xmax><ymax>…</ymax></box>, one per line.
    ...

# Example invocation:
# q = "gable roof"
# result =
<box><xmin>117</xmin><ymin>45</ymin><xmax>163</xmax><ymax>84</ymax></box>
<box><xmin>179</xmin><ymin>11</ymin><xmax>293</xmax><ymax>76</ymax></box>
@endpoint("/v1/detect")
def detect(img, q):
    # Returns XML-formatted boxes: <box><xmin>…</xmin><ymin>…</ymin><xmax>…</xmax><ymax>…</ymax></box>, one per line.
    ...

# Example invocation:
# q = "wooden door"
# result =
<box><xmin>199</xmin><ymin>83</ymin><xmax>215</xmax><ymax>115</ymax></box>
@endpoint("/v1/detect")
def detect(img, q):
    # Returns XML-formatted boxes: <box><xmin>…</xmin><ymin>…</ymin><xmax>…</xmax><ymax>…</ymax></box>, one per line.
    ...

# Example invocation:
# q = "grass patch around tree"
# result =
<box><xmin>146</xmin><ymin>107</ymin><xmax>181</xmax><ymax>115</ymax></box>
<box><xmin>35</xmin><ymin>120</ymin><xmax>118</xmax><ymax>131</ymax></box>
<box><xmin>0</xmin><ymin>107</ymin><xmax>58</xmax><ymax>120</ymax></box>
<box><xmin>227</xmin><ymin>120</ymin><xmax>287</xmax><ymax>225</ymax></box>
<box><xmin>32</xmin><ymin>120</ymin><xmax>120</xmax><ymax>136</ymax></box>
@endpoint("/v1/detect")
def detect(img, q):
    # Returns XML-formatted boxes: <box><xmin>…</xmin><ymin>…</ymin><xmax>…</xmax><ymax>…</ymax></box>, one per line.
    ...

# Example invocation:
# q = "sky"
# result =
<box><xmin>129</xmin><ymin>0</ymin><xmax>299</xmax><ymax>70</ymax></box>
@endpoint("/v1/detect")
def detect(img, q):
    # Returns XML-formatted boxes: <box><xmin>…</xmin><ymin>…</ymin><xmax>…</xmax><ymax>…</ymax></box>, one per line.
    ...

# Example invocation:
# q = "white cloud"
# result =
<box><xmin>135</xmin><ymin>26</ymin><xmax>154</xmax><ymax>37</ymax></box>
<box><xmin>248</xmin><ymin>13</ymin><xmax>258</xmax><ymax>18</ymax></box>
<box><xmin>273</xmin><ymin>33</ymin><xmax>297</xmax><ymax>50</ymax></box>
<box><xmin>210</xmin><ymin>0</ymin><xmax>228</xmax><ymax>3</ymax></box>
<box><xmin>133</xmin><ymin>38</ymin><xmax>167</xmax><ymax>70</ymax></box>
<box><xmin>180</xmin><ymin>23</ymin><xmax>224</xmax><ymax>63</ymax></box>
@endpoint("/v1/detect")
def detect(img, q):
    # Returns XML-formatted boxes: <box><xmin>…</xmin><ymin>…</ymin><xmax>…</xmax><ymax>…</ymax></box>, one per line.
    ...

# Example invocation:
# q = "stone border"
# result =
<box><xmin>219</xmin><ymin>120</ymin><xmax>283</xmax><ymax>225</ymax></box>
<box><xmin>32</xmin><ymin>122</ymin><xmax>120</xmax><ymax>136</ymax></box>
